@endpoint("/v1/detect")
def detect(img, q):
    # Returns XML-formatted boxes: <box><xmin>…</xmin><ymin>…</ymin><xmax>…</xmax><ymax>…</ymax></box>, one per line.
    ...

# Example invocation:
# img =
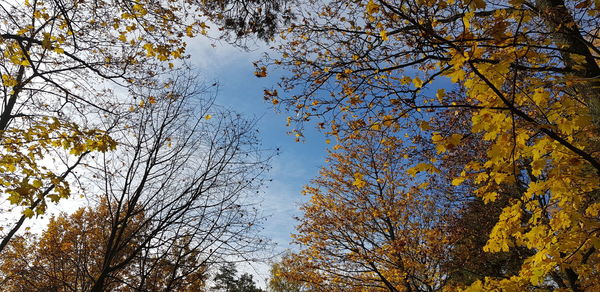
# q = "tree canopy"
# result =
<box><xmin>212</xmin><ymin>262</ymin><xmax>265</xmax><ymax>292</ymax></box>
<box><xmin>1</xmin><ymin>0</ymin><xmax>279</xmax><ymax>290</ymax></box>
<box><xmin>2</xmin><ymin>0</ymin><xmax>600</xmax><ymax>290</ymax></box>
<box><xmin>281</xmin><ymin>131</ymin><xmax>449</xmax><ymax>291</ymax></box>
<box><xmin>0</xmin><ymin>0</ymin><xmax>283</xmax><ymax>253</ymax></box>
<box><xmin>263</xmin><ymin>0</ymin><xmax>600</xmax><ymax>290</ymax></box>
<box><xmin>0</xmin><ymin>202</ymin><xmax>207</xmax><ymax>291</ymax></box>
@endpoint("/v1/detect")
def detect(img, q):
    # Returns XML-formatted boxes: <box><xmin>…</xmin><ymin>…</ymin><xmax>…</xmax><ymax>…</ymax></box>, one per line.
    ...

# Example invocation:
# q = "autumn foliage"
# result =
<box><xmin>0</xmin><ymin>202</ymin><xmax>207</xmax><ymax>291</ymax></box>
<box><xmin>285</xmin><ymin>132</ymin><xmax>449</xmax><ymax>291</ymax></box>
<box><xmin>264</xmin><ymin>0</ymin><xmax>600</xmax><ymax>290</ymax></box>
<box><xmin>1</xmin><ymin>0</ymin><xmax>281</xmax><ymax>290</ymax></box>
<box><xmin>2</xmin><ymin>0</ymin><xmax>600</xmax><ymax>290</ymax></box>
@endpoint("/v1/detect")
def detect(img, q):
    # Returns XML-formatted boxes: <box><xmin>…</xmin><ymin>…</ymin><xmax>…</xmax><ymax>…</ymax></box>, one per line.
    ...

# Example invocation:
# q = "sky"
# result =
<box><xmin>0</xmin><ymin>30</ymin><xmax>325</xmax><ymax>290</ymax></box>
<box><xmin>187</xmin><ymin>37</ymin><xmax>329</xmax><ymax>286</ymax></box>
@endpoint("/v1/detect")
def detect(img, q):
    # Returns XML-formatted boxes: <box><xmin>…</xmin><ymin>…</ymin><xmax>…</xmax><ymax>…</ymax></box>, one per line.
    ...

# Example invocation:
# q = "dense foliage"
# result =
<box><xmin>263</xmin><ymin>0</ymin><xmax>600</xmax><ymax>290</ymax></box>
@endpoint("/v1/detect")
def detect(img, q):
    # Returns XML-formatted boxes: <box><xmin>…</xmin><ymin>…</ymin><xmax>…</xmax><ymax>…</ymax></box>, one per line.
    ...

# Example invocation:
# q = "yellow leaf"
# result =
<box><xmin>419</xmin><ymin>121</ymin><xmax>432</xmax><ymax>130</ymax></box>
<box><xmin>531</xmin><ymin>159</ymin><xmax>545</xmax><ymax>176</ymax></box>
<box><xmin>436</xmin><ymin>88</ymin><xmax>445</xmax><ymax>102</ymax></box>
<box><xmin>462</xmin><ymin>12</ymin><xmax>474</xmax><ymax>30</ymax></box>
<box><xmin>586</xmin><ymin>203</ymin><xmax>600</xmax><ymax>216</ymax></box>
<box><xmin>464</xmin><ymin>280</ymin><xmax>483</xmax><ymax>292</ymax></box>
<box><xmin>532</xmin><ymin>88</ymin><xmax>549</xmax><ymax>105</ymax></box>
<box><xmin>352</xmin><ymin>173</ymin><xmax>367</xmax><ymax>188</ymax></box>
<box><xmin>413</xmin><ymin>76</ymin><xmax>423</xmax><ymax>88</ymax></box>
<box><xmin>204</xmin><ymin>114</ymin><xmax>212</xmax><ymax>120</ymax></box>
<box><xmin>143</xmin><ymin>43</ymin><xmax>154</xmax><ymax>56</ymax></box>
<box><xmin>482</xmin><ymin>191</ymin><xmax>498</xmax><ymax>203</ymax></box>
<box><xmin>132</xmin><ymin>4</ymin><xmax>147</xmax><ymax>16</ymax></box>
<box><xmin>365</xmin><ymin>0</ymin><xmax>380</xmax><ymax>15</ymax></box>
<box><xmin>7</xmin><ymin>193</ymin><xmax>21</xmax><ymax>205</ymax></box>
<box><xmin>451</xmin><ymin>177</ymin><xmax>466</xmax><ymax>186</ymax></box>
<box><xmin>407</xmin><ymin>163</ymin><xmax>438</xmax><ymax>177</ymax></box>
<box><xmin>23</xmin><ymin>208</ymin><xmax>35</xmax><ymax>218</ymax></box>
<box><xmin>2</xmin><ymin>74</ymin><xmax>18</xmax><ymax>87</ymax></box>
<box><xmin>32</xmin><ymin>180</ymin><xmax>43</xmax><ymax>188</ymax></box>
<box><xmin>446</xmin><ymin>69</ymin><xmax>466</xmax><ymax>83</ymax></box>
<box><xmin>16</xmin><ymin>27</ymin><xmax>30</xmax><ymax>35</ymax></box>
<box><xmin>379</xmin><ymin>30</ymin><xmax>388</xmax><ymax>41</ymax></box>
<box><xmin>186</xmin><ymin>26</ymin><xmax>194</xmax><ymax>37</ymax></box>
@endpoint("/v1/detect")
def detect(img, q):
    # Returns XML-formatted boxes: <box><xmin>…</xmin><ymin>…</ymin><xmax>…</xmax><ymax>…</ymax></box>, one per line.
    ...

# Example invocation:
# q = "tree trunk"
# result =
<box><xmin>535</xmin><ymin>0</ymin><xmax>600</xmax><ymax>128</ymax></box>
<box><xmin>90</xmin><ymin>274</ymin><xmax>106</xmax><ymax>292</ymax></box>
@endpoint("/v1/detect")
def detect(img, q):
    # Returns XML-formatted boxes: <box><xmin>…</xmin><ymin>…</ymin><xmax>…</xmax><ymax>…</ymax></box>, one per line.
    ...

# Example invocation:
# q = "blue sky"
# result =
<box><xmin>9</xmin><ymin>36</ymin><xmax>320</xmax><ymax>287</ymax></box>
<box><xmin>187</xmin><ymin>39</ymin><xmax>329</xmax><ymax>285</ymax></box>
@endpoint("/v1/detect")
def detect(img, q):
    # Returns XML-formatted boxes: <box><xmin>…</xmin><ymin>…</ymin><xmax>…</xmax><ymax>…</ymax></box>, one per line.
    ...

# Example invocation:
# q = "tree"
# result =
<box><xmin>213</xmin><ymin>263</ymin><xmax>239</xmax><ymax>292</ymax></box>
<box><xmin>198</xmin><ymin>0</ymin><xmax>293</xmax><ymax>44</ymax></box>
<box><xmin>281</xmin><ymin>131</ymin><xmax>449</xmax><ymax>291</ymax></box>
<box><xmin>84</xmin><ymin>73</ymin><xmax>271</xmax><ymax>291</ymax></box>
<box><xmin>0</xmin><ymin>0</ymin><xmax>288</xmax><ymax>255</ymax></box>
<box><xmin>0</xmin><ymin>72</ymin><xmax>272</xmax><ymax>291</ymax></box>
<box><xmin>0</xmin><ymin>0</ymin><xmax>197</xmax><ymax>236</ymax></box>
<box><xmin>268</xmin><ymin>252</ymin><xmax>309</xmax><ymax>292</ymax></box>
<box><xmin>442</xmin><ymin>195</ymin><xmax>534</xmax><ymax>287</ymax></box>
<box><xmin>262</xmin><ymin>0</ymin><xmax>600</xmax><ymax>290</ymax></box>
<box><xmin>212</xmin><ymin>262</ymin><xmax>265</xmax><ymax>292</ymax></box>
<box><xmin>0</xmin><ymin>202</ymin><xmax>207</xmax><ymax>291</ymax></box>
<box><xmin>423</xmin><ymin>102</ymin><xmax>536</xmax><ymax>288</ymax></box>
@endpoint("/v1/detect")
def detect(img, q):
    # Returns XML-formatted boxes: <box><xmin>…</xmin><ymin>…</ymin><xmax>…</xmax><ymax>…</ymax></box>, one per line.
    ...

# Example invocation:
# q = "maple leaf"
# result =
<box><xmin>365</xmin><ymin>0</ymin><xmax>380</xmax><ymax>15</ymax></box>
